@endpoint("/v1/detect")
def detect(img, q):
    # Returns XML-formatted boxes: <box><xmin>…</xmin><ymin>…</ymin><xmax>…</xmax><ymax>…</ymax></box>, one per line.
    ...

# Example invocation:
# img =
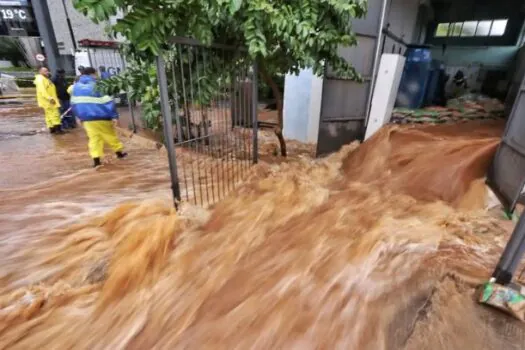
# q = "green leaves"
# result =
<box><xmin>75</xmin><ymin>0</ymin><xmax>367</xmax><ymax>76</ymax></box>
<box><xmin>73</xmin><ymin>0</ymin><xmax>117</xmax><ymax>23</ymax></box>
<box><xmin>76</xmin><ymin>0</ymin><xmax>368</xmax><ymax>132</ymax></box>
<box><xmin>229</xmin><ymin>0</ymin><xmax>243</xmax><ymax>14</ymax></box>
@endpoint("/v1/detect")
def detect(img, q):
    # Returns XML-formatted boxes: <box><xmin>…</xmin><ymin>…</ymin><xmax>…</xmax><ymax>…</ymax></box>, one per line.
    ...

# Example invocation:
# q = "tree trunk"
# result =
<box><xmin>259</xmin><ymin>64</ymin><xmax>287</xmax><ymax>157</ymax></box>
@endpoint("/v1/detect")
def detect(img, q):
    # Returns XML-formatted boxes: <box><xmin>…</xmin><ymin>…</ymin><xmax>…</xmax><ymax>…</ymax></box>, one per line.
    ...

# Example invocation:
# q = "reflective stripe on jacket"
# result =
<box><xmin>34</xmin><ymin>74</ymin><xmax>60</xmax><ymax>109</ymax></box>
<box><xmin>70</xmin><ymin>75</ymin><xmax>117</xmax><ymax>122</ymax></box>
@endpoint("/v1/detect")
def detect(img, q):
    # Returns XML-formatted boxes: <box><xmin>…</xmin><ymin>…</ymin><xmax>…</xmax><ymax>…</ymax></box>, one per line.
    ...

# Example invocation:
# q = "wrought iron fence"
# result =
<box><xmin>79</xmin><ymin>40</ymin><xmax>138</xmax><ymax>133</ymax></box>
<box><xmin>156</xmin><ymin>37</ymin><xmax>258</xmax><ymax>208</ymax></box>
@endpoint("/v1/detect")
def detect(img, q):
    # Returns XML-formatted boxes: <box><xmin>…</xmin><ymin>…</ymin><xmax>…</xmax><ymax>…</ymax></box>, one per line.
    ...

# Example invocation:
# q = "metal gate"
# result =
<box><xmin>315</xmin><ymin>0</ymin><xmax>386</xmax><ymax>156</ymax></box>
<box><xmin>156</xmin><ymin>37</ymin><xmax>258</xmax><ymax>208</ymax></box>
<box><xmin>78</xmin><ymin>39</ymin><xmax>138</xmax><ymax>133</ymax></box>
<box><xmin>487</xmin><ymin>74</ymin><xmax>525</xmax><ymax>213</ymax></box>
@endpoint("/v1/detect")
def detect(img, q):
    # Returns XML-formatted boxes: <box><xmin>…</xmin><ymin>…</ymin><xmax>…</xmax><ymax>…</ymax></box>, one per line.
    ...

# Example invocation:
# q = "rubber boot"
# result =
<box><xmin>55</xmin><ymin>125</ymin><xmax>66</xmax><ymax>135</ymax></box>
<box><xmin>116</xmin><ymin>151</ymin><xmax>128</xmax><ymax>159</ymax></box>
<box><xmin>49</xmin><ymin>126</ymin><xmax>56</xmax><ymax>134</ymax></box>
<box><xmin>93</xmin><ymin>157</ymin><xmax>102</xmax><ymax>168</ymax></box>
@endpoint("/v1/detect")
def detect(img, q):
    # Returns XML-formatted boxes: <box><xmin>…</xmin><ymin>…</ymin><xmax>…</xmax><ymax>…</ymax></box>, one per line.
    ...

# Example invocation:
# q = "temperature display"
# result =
<box><xmin>0</xmin><ymin>3</ymin><xmax>37</xmax><ymax>36</ymax></box>
<box><xmin>0</xmin><ymin>7</ymin><xmax>30</xmax><ymax>22</ymax></box>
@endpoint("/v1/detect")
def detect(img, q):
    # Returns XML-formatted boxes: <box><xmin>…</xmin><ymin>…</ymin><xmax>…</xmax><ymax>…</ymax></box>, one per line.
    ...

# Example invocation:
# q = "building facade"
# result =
<box><xmin>45</xmin><ymin>0</ymin><xmax>119</xmax><ymax>72</ymax></box>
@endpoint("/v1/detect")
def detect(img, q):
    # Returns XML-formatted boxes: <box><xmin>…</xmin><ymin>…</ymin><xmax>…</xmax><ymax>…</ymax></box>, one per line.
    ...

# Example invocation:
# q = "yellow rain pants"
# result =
<box><xmin>44</xmin><ymin>108</ymin><xmax>61</xmax><ymax>128</ymax></box>
<box><xmin>82</xmin><ymin>120</ymin><xmax>124</xmax><ymax>159</ymax></box>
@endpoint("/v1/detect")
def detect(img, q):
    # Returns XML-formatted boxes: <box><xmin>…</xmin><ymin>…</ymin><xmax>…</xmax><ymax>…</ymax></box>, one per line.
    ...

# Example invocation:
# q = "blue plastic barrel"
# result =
<box><xmin>396</xmin><ymin>45</ymin><xmax>432</xmax><ymax>109</ymax></box>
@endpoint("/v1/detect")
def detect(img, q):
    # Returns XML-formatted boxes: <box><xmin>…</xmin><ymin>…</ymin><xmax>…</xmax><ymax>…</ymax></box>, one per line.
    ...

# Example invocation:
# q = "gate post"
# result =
<box><xmin>156</xmin><ymin>56</ymin><xmax>181</xmax><ymax>207</ymax></box>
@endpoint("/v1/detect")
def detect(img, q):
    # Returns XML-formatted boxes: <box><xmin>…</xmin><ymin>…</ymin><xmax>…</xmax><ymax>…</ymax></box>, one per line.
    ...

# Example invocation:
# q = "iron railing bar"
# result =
<box><xmin>193</xmin><ymin>46</ymin><xmax>211</xmax><ymax>205</ymax></box>
<box><xmin>102</xmin><ymin>49</ymin><xmax>109</xmax><ymax>71</ymax></box>
<box><xmin>106</xmin><ymin>51</ymin><xmax>119</xmax><ymax>108</ymax></box>
<box><xmin>86</xmin><ymin>47</ymin><xmax>93</xmax><ymax>71</ymax></box>
<box><xmin>197</xmin><ymin>47</ymin><xmax>217</xmax><ymax>204</ymax></box>
<box><xmin>219</xmin><ymin>48</ymin><xmax>228</xmax><ymax>198</ymax></box>
<box><xmin>176</xmin><ymin>47</ymin><xmax>191</xmax><ymax>202</ymax></box>
<box><xmin>178</xmin><ymin>46</ymin><xmax>191</xmax><ymax>141</ymax></box>
<box><xmin>252</xmin><ymin>61</ymin><xmax>259</xmax><ymax>164</ymax></box>
<box><xmin>237</xmin><ymin>62</ymin><xmax>245</xmax><ymax>175</ymax></box>
<box><xmin>180</xmin><ymin>45</ymin><xmax>198</xmax><ymax>206</ymax></box>
<box><xmin>232</xmin><ymin>63</ymin><xmax>242</xmax><ymax>184</ymax></box>
<box><xmin>120</xmin><ymin>54</ymin><xmax>137</xmax><ymax>133</ymax></box>
<box><xmin>92</xmin><ymin>48</ymin><xmax>99</xmax><ymax>70</ymax></box>
<box><xmin>171</xmin><ymin>58</ymin><xmax>184</xmax><ymax>143</ymax></box>
<box><xmin>204</xmin><ymin>49</ymin><xmax>221</xmax><ymax>203</ymax></box>
<box><xmin>190</xmin><ymin>140</ymin><xmax>198</xmax><ymax>206</ymax></box>
<box><xmin>98</xmin><ymin>49</ymin><xmax>104</xmax><ymax>71</ymax></box>
<box><xmin>226</xmin><ymin>69</ymin><xmax>235</xmax><ymax>192</ymax></box>
<box><xmin>242</xmin><ymin>61</ymin><xmax>250</xmax><ymax>172</ymax></box>
<box><xmin>187</xmin><ymin>46</ymin><xmax>204</xmax><ymax>206</ymax></box>
<box><xmin>244</xmin><ymin>62</ymin><xmax>251</xmax><ymax>173</ymax></box>
<box><xmin>178</xmin><ymin>145</ymin><xmax>190</xmax><ymax>203</ymax></box>
<box><xmin>224</xmin><ymin>50</ymin><xmax>235</xmax><ymax>191</ymax></box>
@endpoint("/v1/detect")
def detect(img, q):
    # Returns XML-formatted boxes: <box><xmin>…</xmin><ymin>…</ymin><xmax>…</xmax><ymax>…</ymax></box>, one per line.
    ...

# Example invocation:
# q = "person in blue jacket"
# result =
<box><xmin>70</xmin><ymin>67</ymin><xmax>127</xmax><ymax>168</ymax></box>
<box><xmin>99</xmin><ymin>66</ymin><xmax>111</xmax><ymax>80</ymax></box>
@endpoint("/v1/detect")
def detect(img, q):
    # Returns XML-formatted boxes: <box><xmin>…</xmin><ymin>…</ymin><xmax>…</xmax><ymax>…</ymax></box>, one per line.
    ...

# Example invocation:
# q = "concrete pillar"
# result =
<box><xmin>32</xmin><ymin>0</ymin><xmax>61</xmax><ymax>73</ymax></box>
<box><xmin>365</xmin><ymin>54</ymin><xmax>405</xmax><ymax>140</ymax></box>
<box><xmin>283</xmin><ymin>68</ymin><xmax>323</xmax><ymax>144</ymax></box>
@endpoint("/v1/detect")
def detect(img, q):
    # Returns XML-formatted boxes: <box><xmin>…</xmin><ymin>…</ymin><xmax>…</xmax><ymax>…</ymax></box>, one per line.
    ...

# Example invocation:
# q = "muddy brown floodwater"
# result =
<box><xmin>0</xmin><ymin>105</ymin><xmax>524</xmax><ymax>349</ymax></box>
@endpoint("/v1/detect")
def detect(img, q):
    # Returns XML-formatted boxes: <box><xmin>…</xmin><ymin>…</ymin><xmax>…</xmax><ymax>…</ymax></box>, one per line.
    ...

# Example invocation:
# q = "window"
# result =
<box><xmin>451</xmin><ymin>22</ymin><xmax>463</xmax><ymax>36</ymax></box>
<box><xmin>435</xmin><ymin>23</ymin><xmax>450</xmax><ymax>37</ymax></box>
<box><xmin>461</xmin><ymin>21</ymin><xmax>477</xmax><ymax>37</ymax></box>
<box><xmin>476</xmin><ymin>21</ymin><xmax>492</xmax><ymax>36</ymax></box>
<box><xmin>490</xmin><ymin>19</ymin><xmax>508</xmax><ymax>36</ymax></box>
<box><xmin>434</xmin><ymin>19</ymin><xmax>509</xmax><ymax>38</ymax></box>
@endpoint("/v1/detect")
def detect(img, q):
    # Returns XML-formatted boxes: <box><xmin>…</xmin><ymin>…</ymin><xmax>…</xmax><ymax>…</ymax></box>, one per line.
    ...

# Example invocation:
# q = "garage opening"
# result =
<box><xmin>361</xmin><ymin>0</ymin><xmax>525</xmax><ymax>211</ymax></box>
<box><xmin>389</xmin><ymin>0</ymin><xmax>524</xmax><ymax>126</ymax></box>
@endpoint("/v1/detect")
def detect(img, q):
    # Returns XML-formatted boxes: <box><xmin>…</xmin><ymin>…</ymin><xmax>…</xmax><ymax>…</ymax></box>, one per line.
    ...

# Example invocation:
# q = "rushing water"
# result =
<box><xmin>0</xmin><ymin>105</ymin><xmax>524</xmax><ymax>349</ymax></box>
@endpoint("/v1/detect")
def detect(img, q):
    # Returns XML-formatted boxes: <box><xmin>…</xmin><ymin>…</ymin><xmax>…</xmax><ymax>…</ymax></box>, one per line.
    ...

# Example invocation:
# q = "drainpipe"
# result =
<box><xmin>364</xmin><ymin>0</ymin><xmax>389</xmax><ymax>127</ymax></box>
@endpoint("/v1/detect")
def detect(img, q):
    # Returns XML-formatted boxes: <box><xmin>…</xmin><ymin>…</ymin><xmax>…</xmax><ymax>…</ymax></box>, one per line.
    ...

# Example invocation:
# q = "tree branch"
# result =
<box><xmin>259</xmin><ymin>62</ymin><xmax>287</xmax><ymax>157</ymax></box>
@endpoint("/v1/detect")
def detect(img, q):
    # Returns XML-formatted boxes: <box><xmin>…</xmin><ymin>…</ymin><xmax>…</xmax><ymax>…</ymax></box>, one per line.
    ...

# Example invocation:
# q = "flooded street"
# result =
<box><xmin>1</xmin><ymin>104</ymin><xmax>524</xmax><ymax>349</ymax></box>
<box><xmin>0</xmin><ymin>104</ymin><xmax>172</xmax><ymax>239</ymax></box>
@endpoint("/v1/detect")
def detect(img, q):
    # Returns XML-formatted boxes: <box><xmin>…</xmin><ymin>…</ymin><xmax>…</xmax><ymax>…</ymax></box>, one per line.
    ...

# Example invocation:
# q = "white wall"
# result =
<box><xmin>47</xmin><ymin>0</ymin><xmax>112</xmax><ymax>55</ymax></box>
<box><xmin>283</xmin><ymin>69</ymin><xmax>323</xmax><ymax>144</ymax></box>
<box><xmin>282</xmin><ymin>0</ymin><xmax>421</xmax><ymax>145</ymax></box>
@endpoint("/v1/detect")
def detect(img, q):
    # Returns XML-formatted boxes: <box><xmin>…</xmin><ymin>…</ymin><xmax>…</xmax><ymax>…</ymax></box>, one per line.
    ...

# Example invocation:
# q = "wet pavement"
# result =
<box><xmin>0</xmin><ymin>103</ymin><xmax>172</xmax><ymax>237</ymax></box>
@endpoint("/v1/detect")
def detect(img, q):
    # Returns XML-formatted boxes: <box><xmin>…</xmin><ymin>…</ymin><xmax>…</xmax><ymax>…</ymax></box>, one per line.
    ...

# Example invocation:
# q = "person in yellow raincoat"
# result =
<box><xmin>70</xmin><ymin>67</ymin><xmax>127</xmax><ymax>168</ymax></box>
<box><xmin>34</xmin><ymin>67</ymin><xmax>64</xmax><ymax>134</ymax></box>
